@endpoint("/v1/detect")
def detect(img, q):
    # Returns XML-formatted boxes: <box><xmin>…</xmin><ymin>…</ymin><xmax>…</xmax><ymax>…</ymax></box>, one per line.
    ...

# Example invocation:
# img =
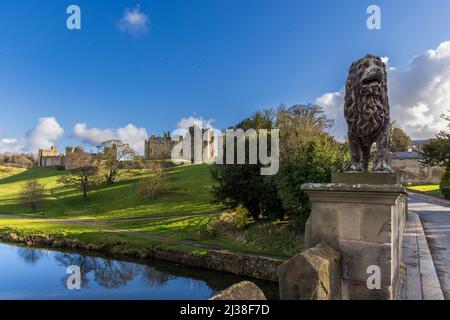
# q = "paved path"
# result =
<box><xmin>408</xmin><ymin>192</ymin><xmax>450</xmax><ymax>299</ymax></box>
<box><xmin>402</xmin><ymin>211</ymin><xmax>443</xmax><ymax>299</ymax></box>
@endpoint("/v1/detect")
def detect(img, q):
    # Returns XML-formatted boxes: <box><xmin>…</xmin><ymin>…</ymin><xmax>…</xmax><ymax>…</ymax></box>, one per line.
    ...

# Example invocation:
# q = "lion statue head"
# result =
<box><xmin>344</xmin><ymin>54</ymin><xmax>391</xmax><ymax>172</ymax></box>
<box><xmin>344</xmin><ymin>54</ymin><xmax>389</xmax><ymax>139</ymax></box>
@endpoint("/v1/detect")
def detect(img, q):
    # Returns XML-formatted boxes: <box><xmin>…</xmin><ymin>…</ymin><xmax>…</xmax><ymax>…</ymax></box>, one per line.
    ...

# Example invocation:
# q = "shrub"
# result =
<box><xmin>233</xmin><ymin>205</ymin><xmax>253</xmax><ymax>231</ymax></box>
<box><xmin>136</xmin><ymin>163</ymin><xmax>167</xmax><ymax>199</ymax></box>
<box><xmin>206</xmin><ymin>212</ymin><xmax>241</xmax><ymax>243</ymax></box>
<box><xmin>440</xmin><ymin>167</ymin><xmax>450</xmax><ymax>199</ymax></box>
<box><xmin>206</xmin><ymin>209</ymin><xmax>251</xmax><ymax>239</ymax></box>
<box><xmin>244</xmin><ymin>221</ymin><xmax>304</xmax><ymax>256</ymax></box>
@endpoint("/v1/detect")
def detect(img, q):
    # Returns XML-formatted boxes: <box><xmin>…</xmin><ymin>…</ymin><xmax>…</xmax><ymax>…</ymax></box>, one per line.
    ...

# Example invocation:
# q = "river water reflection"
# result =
<box><xmin>0</xmin><ymin>242</ymin><xmax>278</xmax><ymax>300</ymax></box>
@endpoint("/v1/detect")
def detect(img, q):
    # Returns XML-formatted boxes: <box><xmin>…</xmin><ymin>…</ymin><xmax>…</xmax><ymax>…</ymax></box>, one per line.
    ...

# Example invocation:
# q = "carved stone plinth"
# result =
<box><xmin>301</xmin><ymin>177</ymin><xmax>407</xmax><ymax>300</ymax></box>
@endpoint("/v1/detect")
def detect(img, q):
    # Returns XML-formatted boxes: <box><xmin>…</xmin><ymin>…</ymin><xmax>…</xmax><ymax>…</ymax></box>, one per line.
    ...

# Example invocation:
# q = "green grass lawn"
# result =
<box><xmin>0</xmin><ymin>164</ymin><xmax>300</xmax><ymax>257</ymax></box>
<box><xmin>0</xmin><ymin>164</ymin><xmax>222</xmax><ymax>220</ymax></box>
<box><xmin>408</xmin><ymin>184</ymin><xmax>442</xmax><ymax>197</ymax></box>
<box><xmin>0</xmin><ymin>217</ymin><xmax>205</xmax><ymax>255</ymax></box>
<box><xmin>0</xmin><ymin>166</ymin><xmax>27</xmax><ymax>179</ymax></box>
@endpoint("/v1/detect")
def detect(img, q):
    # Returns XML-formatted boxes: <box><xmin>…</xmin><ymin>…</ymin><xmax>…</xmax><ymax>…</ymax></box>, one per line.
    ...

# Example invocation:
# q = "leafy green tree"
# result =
<box><xmin>211</xmin><ymin>103</ymin><xmax>347</xmax><ymax>225</ymax></box>
<box><xmin>274</xmin><ymin>133</ymin><xmax>348</xmax><ymax>224</ymax></box>
<box><xmin>421</xmin><ymin>113</ymin><xmax>450</xmax><ymax>198</ymax></box>
<box><xmin>390</xmin><ymin>122</ymin><xmax>411</xmax><ymax>152</ymax></box>
<box><xmin>97</xmin><ymin>140</ymin><xmax>137</xmax><ymax>185</ymax></box>
<box><xmin>57</xmin><ymin>150</ymin><xmax>100</xmax><ymax>200</ymax></box>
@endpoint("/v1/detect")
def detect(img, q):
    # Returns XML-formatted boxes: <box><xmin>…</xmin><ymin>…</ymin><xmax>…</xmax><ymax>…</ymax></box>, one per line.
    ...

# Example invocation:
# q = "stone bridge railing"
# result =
<box><xmin>278</xmin><ymin>172</ymin><xmax>407</xmax><ymax>300</ymax></box>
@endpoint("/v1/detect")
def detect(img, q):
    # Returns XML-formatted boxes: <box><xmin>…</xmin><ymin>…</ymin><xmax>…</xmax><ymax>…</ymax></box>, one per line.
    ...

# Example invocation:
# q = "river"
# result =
<box><xmin>0</xmin><ymin>242</ymin><xmax>278</xmax><ymax>300</ymax></box>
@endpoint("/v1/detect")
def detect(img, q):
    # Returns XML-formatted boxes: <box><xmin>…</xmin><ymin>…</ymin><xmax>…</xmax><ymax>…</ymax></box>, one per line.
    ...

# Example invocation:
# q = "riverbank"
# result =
<box><xmin>0</xmin><ymin>226</ymin><xmax>285</xmax><ymax>282</ymax></box>
<box><xmin>0</xmin><ymin>164</ymin><xmax>299</xmax><ymax>281</ymax></box>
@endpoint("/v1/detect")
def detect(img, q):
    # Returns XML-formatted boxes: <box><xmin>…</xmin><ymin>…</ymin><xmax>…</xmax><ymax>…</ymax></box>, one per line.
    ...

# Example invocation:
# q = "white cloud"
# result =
<box><xmin>73</xmin><ymin>123</ymin><xmax>115</xmax><ymax>146</ymax></box>
<box><xmin>315</xmin><ymin>40</ymin><xmax>450</xmax><ymax>140</ymax></box>
<box><xmin>177</xmin><ymin>116</ymin><xmax>215</xmax><ymax>130</ymax></box>
<box><xmin>118</xmin><ymin>5</ymin><xmax>149</xmax><ymax>36</ymax></box>
<box><xmin>0</xmin><ymin>117</ymin><xmax>64</xmax><ymax>153</ymax></box>
<box><xmin>315</xmin><ymin>88</ymin><xmax>346</xmax><ymax>140</ymax></box>
<box><xmin>116</xmin><ymin>124</ymin><xmax>148</xmax><ymax>153</ymax></box>
<box><xmin>72</xmin><ymin>123</ymin><xmax>148</xmax><ymax>154</ymax></box>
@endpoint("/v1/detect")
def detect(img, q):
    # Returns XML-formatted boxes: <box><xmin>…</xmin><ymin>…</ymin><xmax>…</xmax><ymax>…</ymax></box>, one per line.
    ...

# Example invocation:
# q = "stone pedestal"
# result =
<box><xmin>301</xmin><ymin>173</ymin><xmax>407</xmax><ymax>300</ymax></box>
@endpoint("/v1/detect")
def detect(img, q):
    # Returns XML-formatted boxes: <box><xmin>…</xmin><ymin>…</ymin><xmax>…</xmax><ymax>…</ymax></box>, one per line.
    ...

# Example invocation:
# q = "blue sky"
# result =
<box><xmin>2</xmin><ymin>0</ymin><xmax>450</xmax><ymax>153</ymax></box>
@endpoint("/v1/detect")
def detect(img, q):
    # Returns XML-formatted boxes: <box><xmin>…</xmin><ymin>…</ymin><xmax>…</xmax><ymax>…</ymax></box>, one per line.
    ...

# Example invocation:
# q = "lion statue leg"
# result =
<box><xmin>360</xmin><ymin>142</ymin><xmax>372</xmax><ymax>172</ymax></box>
<box><xmin>372</xmin><ymin>122</ymin><xmax>392</xmax><ymax>172</ymax></box>
<box><xmin>345</xmin><ymin>133</ymin><xmax>363</xmax><ymax>171</ymax></box>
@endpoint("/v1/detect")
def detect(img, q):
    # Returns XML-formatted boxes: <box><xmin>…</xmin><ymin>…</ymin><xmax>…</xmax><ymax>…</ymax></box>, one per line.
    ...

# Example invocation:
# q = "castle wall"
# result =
<box><xmin>144</xmin><ymin>132</ymin><xmax>175</xmax><ymax>160</ymax></box>
<box><xmin>39</xmin><ymin>156</ymin><xmax>64</xmax><ymax>168</ymax></box>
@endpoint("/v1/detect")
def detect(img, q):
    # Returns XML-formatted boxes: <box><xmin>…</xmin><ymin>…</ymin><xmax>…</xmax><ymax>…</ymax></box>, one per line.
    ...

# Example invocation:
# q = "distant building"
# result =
<box><xmin>144</xmin><ymin>132</ymin><xmax>175</xmax><ymax>160</ymax></box>
<box><xmin>38</xmin><ymin>146</ymin><xmax>86</xmax><ymax>170</ymax></box>
<box><xmin>389</xmin><ymin>151</ymin><xmax>443</xmax><ymax>185</ymax></box>
<box><xmin>144</xmin><ymin>127</ymin><xmax>219</xmax><ymax>162</ymax></box>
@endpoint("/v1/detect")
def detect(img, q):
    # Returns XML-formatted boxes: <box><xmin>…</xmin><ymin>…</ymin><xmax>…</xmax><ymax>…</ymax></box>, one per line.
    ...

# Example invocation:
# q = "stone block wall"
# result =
<box><xmin>302</xmin><ymin>183</ymin><xmax>407</xmax><ymax>300</ymax></box>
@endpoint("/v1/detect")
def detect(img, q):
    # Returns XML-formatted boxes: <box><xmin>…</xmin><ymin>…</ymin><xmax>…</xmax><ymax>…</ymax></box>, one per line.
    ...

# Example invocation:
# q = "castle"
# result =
<box><xmin>39</xmin><ymin>126</ymin><xmax>219</xmax><ymax>169</ymax></box>
<box><xmin>144</xmin><ymin>132</ymin><xmax>175</xmax><ymax>160</ymax></box>
<box><xmin>38</xmin><ymin>146</ymin><xmax>85</xmax><ymax>170</ymax></box>
<box><xmin>144</xmin><ymin>127</ymin><xmax>218</xmax><ymax>162</ymax></box>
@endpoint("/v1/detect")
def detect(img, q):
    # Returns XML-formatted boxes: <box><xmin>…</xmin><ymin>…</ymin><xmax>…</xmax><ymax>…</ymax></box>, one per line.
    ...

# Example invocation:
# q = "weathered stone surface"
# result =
<box><xmin>302</xmin><ymin>180</ymin><xmax>407</xmax><ymax>300</ymax></box>
<box><xmin>339</xmin><ymin>240</ymin><xmax>391</xmax><ymax>284</ymax></box>
<box><xmin>302</xmin><ymin>183</ymin><xmax>406</xmax><ymax>196</ymax></box>
<box><xmin>343</xmin><ymin>55</ymin><xmax>391</xmax><ymax>172</ymax></box>
<box><xmin>360</xmin><ymin>205</ymin><xmax>391</xmax><ymax>243</ymax></box>
<box><xmin>278</xmin><ymin>243</ymin><xmax>341</xmax><ymax>300</ymax></box>
<box><xmin>339</xmin><ymin>204</ymin><xmax>362</xmax><ymax>241</ymax></box>
<box><xmin>306</xmin><ymin>202</ymin><xmax>339</xmax><ymax>249</ymax></box>
<box><xmin>332</xmin><ymin>172</ymin><xmax>399</xmax><ymax>185</ymax></box>
<box><xmin>341</xmin><ymin>279</ymin><xmax>389</xmax><ymax>300</ymax></box>
<box><xmin>210</xmin><ymin>281</ymin><xmax>266</xmax><ymax>300</ymax></box>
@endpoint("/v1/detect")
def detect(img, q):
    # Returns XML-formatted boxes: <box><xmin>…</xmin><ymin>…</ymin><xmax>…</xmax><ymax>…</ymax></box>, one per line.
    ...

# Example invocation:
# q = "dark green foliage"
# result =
<box><xmin>211</xmin><ymin>104</ymin><xmax>349</xmax><ymax>226</ymax></box>
<box><xmin>390</xmin><ymin>122</ymin><xmax>411</xmax><ymax>152</ymax></box>
<box><xmin>211</xmin><ymin>164</ymin><xmax>281</xmax><ymax>220</ymax></box>
<box><xmin>440</xmin><ymin>167</ymin><xmax>450</xmax><ymax>199</ymax></box>
<box><xmin>274</xmin><ymin>133</ymin><xmax>348</xmax><ymax>224</ymax></box>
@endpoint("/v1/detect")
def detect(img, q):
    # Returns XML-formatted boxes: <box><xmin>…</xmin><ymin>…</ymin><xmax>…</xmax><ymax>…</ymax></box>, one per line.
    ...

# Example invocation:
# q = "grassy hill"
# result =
<box><xmin>0</xmin><ymin>166</ymin><xmax>27</xmax><ymax>179</ymax></box>
<box><xmin>0</xmin><ymin>164</ymin><xmax>222</xmax><ymax>220</ymax></box>
<box><xmin>0</xmin><ymin>163</ymin><xmax>301</xmax><ymax>257</ymax></box>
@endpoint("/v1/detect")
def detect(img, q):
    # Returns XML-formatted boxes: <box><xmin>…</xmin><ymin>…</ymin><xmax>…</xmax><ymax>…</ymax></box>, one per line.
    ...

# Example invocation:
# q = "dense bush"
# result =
<box><xmin>440</xmin><ymin>167</ymin><xmax>450</xmax><ymax>199</ymax></box>
<box><xmin>211</xmin><ymin>164</ymin><xmax>282</xmax><ymax>220</ymax></box>
<box><xmin>211</xmin><ymin>104</ymin><xmax>348</xmax><ymax>227</ymax></box>
<box><xmin>274</xmin><ymin>133</ymin><xmax>348</xmax><ymax>225</ymax></box>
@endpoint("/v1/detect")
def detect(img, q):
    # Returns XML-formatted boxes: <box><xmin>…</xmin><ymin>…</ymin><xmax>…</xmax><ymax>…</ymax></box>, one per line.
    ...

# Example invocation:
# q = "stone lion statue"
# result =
<box><xmin>344</xmin><ymin>54</ymin><xmax>391</xmax><ymax>172</ymax></box>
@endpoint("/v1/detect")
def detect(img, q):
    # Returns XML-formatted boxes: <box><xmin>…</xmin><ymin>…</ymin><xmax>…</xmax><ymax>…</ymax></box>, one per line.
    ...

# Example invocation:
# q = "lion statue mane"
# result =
<box><xmin>344</xmin><ymin>54</ymin><xmax>392</xmax><ymax>172</ymax></box>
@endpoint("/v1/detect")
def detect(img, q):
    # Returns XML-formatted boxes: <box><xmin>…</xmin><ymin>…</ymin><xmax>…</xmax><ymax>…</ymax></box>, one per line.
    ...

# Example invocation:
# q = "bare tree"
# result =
<box><xmin>97</xmin><ymin>140</ymin><xmax>137</xmax><ymax>185</ymax></box>
<box><xmin>137</xmin><ymin>162</ymin><xmax>167</xmax><ymax>199</ymax></box>
<box><xmin>57</xmin><ymin>149</ymin><xmax>99</xmax><ymax>200</ymax></box>
<box><xmin>20</xmin><ymin>180</ymin><xmax>45</xmax><ymax>212</ymax></box>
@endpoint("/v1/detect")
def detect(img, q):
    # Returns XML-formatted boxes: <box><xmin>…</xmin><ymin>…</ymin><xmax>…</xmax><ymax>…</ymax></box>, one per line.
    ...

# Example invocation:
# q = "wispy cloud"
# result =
<box><xmin>118</xmin><ymin>5</ymin><xmax>149</xmax><ymax>37</ymax></box>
